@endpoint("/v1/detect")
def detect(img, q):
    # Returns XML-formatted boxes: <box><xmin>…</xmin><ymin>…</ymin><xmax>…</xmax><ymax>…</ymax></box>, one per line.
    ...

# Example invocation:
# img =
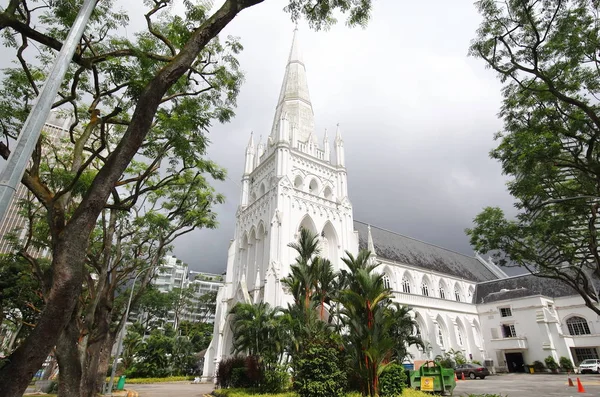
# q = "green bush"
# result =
<box><xmin>532</xmin><ymin>360</ymin><xmax>546</xmax><ymax>372</ymax></box>
<box><xmin>217</xmin><ymin>356</ymin><xmax>248</xmax><ymax>388</ymax></box>
<box><xmin>471</xmin><ymin>360</ymin><xmax>482</xmax><ymax>365</ymax></box>
<box><xmin>544</xmin><ymin>356</ymin><xmax>559</xmax><ymax>371</ymax></box>
<box><xmin>104</xmin><ymin>375</ymin><xmax>192</xmax><ymax>384</ymax></box>
<box><xmin>292</xmin><ymin>341</ymin><xmax>346</xmax><ymax>397</ymax></box>
<box><xmin>559</xmin><ymin>356</ymin><xmax>574</xmax><ymax>371</ymax></box>
<box><xmin>231</xmin><ymin>367</ymin><xmax>252</xmax><ymax>388</ymax></box>
<box><xmin>261</xmin><ymin>366</ymin><xmax>290</xmax><ymax>393</ymax></box>
<box><xmin>379</xmin><ymin>364</ymin><xmax>407</xmax><ymax>397</ymax></box>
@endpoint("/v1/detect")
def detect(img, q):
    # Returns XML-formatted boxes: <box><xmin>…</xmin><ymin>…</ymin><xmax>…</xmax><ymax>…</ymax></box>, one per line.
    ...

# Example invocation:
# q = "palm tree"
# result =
<box><xmin>388</xmin><ymin>304</ymin><xmax>425</xmax><ymax>362</ymax></box>
<box><xmin>338</xmin><ymin>250</ymin><xmax>393</xmax><ymax>397</ymax></box>
<box><xmin>336</xmin><ymin>249</ymin><xmax>422</xmax><ymax>397</ymax></box>
<box><xmin>229</xmin><ymin>302</ymin><xmax>286</xmax><ymax>368</ymax></box>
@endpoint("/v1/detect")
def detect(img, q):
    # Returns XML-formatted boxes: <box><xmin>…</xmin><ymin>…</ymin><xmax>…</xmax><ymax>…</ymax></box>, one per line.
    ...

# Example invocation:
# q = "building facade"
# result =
<box><xmin>202</xmin><ymin>29</ymin><xmax>600</xmax><ymax>380</ymax></box>
<box><xmin>149</xmin><ymin>255</ymin><xmax>224</xmax><ymax>326</ymax></box>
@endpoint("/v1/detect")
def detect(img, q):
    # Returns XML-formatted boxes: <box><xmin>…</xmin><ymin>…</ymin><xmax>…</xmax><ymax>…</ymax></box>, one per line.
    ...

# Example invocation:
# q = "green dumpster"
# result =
<box><xmin>116</xmin><ymin>375</ymin><xmax>126</xmax><ymax>391</ymax></box>
<box><xmin>409</xmin><ymin>360</ymin><xmax>456</xmax><ymax>395</ymax></box>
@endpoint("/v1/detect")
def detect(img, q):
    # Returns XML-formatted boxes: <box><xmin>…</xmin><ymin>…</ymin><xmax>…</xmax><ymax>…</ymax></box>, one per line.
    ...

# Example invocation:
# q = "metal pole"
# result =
<box><xmin>105</xmin><ymin>271</ymin><xmax>142</xmax><ymax>395</ymax></box>
<box><xmin>0</xmin><ymin>0</ymin><xmax>97</xmax><ymax>223</ymax></box>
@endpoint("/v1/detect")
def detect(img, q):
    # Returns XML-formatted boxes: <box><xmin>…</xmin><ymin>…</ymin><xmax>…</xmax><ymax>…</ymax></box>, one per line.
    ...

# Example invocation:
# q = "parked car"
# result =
<box><xmin>578</xmin><ymin>359</ymin><xmax>600</xmax><ymax>374</ymax></box>
<box><xmin>454</xmin><ymin>364</ymin><xmax>490</xmax><ymax>379</ymax></box>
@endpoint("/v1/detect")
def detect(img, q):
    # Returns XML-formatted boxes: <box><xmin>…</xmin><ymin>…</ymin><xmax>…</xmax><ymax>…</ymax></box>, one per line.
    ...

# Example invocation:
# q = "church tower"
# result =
<box><xmin>202</xmin><ymin>28</ymin><xmax>357</xmax><ymax>380</ymax></box>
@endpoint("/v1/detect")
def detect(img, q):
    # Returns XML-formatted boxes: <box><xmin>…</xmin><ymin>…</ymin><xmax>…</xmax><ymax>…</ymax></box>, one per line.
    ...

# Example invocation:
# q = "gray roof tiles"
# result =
<box><xmin>474</xmin><ymin>273</ymin><xmax>587</xmax><ymax>304</ymax></box>
<box><xmin>354</xmin><ymin>220</ymin><xmax>498</xmax><ymax>282</ymax></box>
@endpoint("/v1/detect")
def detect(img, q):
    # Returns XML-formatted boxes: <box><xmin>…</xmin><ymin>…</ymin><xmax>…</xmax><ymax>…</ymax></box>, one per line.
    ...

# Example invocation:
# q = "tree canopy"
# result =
<box><xmin>466</xmin><ymin>0</ymin><xmax>600</xmax><ymax>314</ymax></box>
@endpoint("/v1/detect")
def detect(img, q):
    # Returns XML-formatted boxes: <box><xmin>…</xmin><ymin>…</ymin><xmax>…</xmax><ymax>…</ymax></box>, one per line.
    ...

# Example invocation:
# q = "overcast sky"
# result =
<box><xmin>0</xmin><ymin>0</ymin><xmax>520</xmax><ymax>275</ymax></box>
<box><xmin>135</xmin><ymin>0</ymin><xmax>517</xmax><ymax>275</ymax></box>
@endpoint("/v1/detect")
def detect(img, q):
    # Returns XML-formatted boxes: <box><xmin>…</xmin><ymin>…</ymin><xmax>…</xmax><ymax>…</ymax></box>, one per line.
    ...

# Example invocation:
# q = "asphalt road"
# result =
<box><xmin>128</xmin><ymin>382</ymin><xmax>214</xmax><ymax>397</ymax></box>
<box><xmin>127</xmin><ymin>373</ymin><xmax>600</xmax><ymax>397</ymax></box>
<box><xmin>453</xmin><ymin>373</ymin><xmax>600</xmax><ymax>396</ymax></box>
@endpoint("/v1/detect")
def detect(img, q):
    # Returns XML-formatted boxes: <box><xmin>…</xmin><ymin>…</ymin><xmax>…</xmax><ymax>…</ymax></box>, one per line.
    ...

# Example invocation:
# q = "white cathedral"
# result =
<box><xmin>202</xmin><ymin>29</ymin><xmax>600</xmax><ymax>379</ymax></box>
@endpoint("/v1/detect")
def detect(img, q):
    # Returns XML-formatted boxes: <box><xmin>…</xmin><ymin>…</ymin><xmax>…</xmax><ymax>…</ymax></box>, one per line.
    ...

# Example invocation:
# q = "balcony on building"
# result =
<box><xmin>489</xmin><ymin>336</ymin><xmax>528</xmax><ymax>350</ymax></box>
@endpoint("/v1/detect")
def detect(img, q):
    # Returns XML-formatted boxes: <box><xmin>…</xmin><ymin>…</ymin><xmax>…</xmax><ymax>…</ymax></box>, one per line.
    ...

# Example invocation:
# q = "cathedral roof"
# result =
<box><xmin>474</xmin><ymin>273</ymin><xmax>599</xmax><ymax>303</ymax></box>
<box><xmin>354</xmin><ymin>220</ymin><xmax>498</xmax><ymax>282</ymax></box>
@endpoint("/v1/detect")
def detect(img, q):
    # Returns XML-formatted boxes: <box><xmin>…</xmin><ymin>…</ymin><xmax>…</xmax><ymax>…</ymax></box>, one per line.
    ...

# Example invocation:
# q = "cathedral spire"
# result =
<box><xmin>335</xmin><ymin>123</ymin><xmax>345</xmax><ymax>167</ymax></box>
<box><xmin>244</xmin><ymin>132</ymin><xmax>255</xmax><ymax>175</ymax></box>
<box><xmin>270</xmin><ymin>26</ymin><xmax>315</xmax><ymax>144</ymax></box>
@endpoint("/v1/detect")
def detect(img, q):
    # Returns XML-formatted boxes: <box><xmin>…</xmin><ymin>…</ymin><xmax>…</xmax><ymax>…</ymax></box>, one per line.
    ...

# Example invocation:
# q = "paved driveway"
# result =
<box><xmin>129</xmin><ymin>381</ymin><xmax>214</xmax><ymax>397</ymax></box>
<box><xmin>453</xmin><ymin>373</ymin><xmax>600</xmax><ymax>396</ymax></box>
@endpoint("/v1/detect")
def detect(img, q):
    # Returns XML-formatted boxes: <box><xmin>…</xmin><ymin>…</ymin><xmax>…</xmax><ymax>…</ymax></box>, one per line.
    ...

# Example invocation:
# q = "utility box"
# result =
<box><xmin>409</xmin><ymin>360</ymin><xmax>456</xmax><ymax>395</ymax></box>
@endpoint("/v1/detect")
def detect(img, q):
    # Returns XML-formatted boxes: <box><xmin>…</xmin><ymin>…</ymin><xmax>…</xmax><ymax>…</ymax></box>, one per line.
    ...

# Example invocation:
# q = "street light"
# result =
<box><xmin>0</xmin><ymin>0</ymin><xmax>98</xmax><ymax>223</ymax></box>
<box><xmin>104</xmin><ymin>268</ymin><xmax>150</xmax><ymax>394</ymax></box>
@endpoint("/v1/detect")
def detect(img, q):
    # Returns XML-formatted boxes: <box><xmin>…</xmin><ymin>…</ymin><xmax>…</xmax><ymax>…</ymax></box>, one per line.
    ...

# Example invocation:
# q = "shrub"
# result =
<box><xmin>231</xmin><ymin>367</ymin><xmax>252</xmax><ymax>388</ymax></box>
<box><xmin>437</xmin><ymin>358</ymin><xmax>454</xmax><ymax>368</ymax></box>
<box><xmin>292</xmin><ymin>341</ymin><xmax>346</xmax><ymax>397</ymax></box>
<box><xmin>379</xmin><ymin>364</ymin><xmax>407</xmax><ymax>397</ymax></box>
<box><xmin>544</xmin><ymin>356</ymin><xmax>559</xmax><ymax>371</ymax></box>
<box><xmin>261</xmin><ymin>366</ymin><xmax>290</xmax><ymax>393</ymax></box>
<box><xmin>560</xmin><ymin>356</ymin><xmax>574</xmax><ymax>371</ymax></box>
<box><xmin>471</xmin><ymin>360</ymin><xmax>482</xmax><ymax>365</ymax></box>
<box><xmin>532</xmin><ymin>360</ymin><xmax>546</xmax><ymax>372</ymax></box>
<box><xmin>217</xmin><ymin>356</ymin><xmax>248</xmax><ymax>388</ymax></box>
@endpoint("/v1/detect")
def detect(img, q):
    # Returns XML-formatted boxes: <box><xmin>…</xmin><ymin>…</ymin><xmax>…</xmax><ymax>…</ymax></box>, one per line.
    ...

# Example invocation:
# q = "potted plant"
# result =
<box><xmin>559</xmin><ymin>356</ymin><xmax>574</xmax><ymax>373</ymax></box>
<box><xmin>532</xmin><ymin>360</ymin><xmax>546</xmax><ymax>373</ymax></box>
<box><xmin>545</xmin><ymin>356</ymin><xmax>559</xmax><ymax>373</ymax></box>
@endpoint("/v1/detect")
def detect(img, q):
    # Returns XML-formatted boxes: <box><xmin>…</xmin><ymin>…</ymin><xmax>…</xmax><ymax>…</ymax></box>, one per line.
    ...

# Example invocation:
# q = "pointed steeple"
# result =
<box><xmin>335</xmin><ymin>123</ymin><xmax>345</xmax><ymax>167</ymax></box>
<box><xmin>367</xmin><ymin>224</ymin><xmax>378</xmax><ymax>263</ymax></box>
<box><xmin>255</xmin><ymin>135</ymin><xmax>264</xmax><ymax>168</ymax></box>
<box><xmin>334</xmin><ymin>123</ymin><xmax>343</xmax><ymax>144</ymax></box>
<box><xmin>323</xmin><ymin>128</ymin><xmax>330</xmax><ymax>162</ymax></box>
<box><xmin>247</xmin><ymin>132</ymin><xmax>255</xmax><ymax>152</ymax></box>
<box><xmin>244</xmin><ymin>132</ymin><xmax>255</xmax><ymax>175</ymax></box>
<box><xmin>270</xmin><ymin>26</ymin><xmax>315</xmax><ymax>144</ymax></box>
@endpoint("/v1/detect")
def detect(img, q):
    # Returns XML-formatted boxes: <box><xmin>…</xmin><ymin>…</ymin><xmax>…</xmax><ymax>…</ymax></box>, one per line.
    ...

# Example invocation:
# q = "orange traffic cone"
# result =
<box><xmin>454</xmin><ymin>372</ymin><xmax>458</xmax><ymax>381</ymax></box>
<box><xmin>461</xmin><ymin>372</ymin><xmax>465</xmax><ymax>381</ymax></box>
<box><xmin>577</xmin><ymin>377</ymin><xmax>585</xmax><ymax>393</ymax></box>
<box><xmin>568</xmin><ymin>377</ymin><xmax>574</xmax><ymax>387</ymax></box>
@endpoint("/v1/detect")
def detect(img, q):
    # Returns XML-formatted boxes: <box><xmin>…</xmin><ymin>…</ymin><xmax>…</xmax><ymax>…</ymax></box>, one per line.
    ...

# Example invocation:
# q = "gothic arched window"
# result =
<box><xmin>309</xmin><ymin>179</ymin><xmax>319</xmax><ymax>194</ymax></box>
<box><xmin>382</xmin><ymin>274</ymin><xmax>391</xmax><ymax>290</ymax></box>
<box><xmin>454</xmin><ymin>288</ymin><xmax>462</xmax><ymax>302</ymax></box>
<box><xmin>402</xmin><ymin>277</ymin><xmax>411</xmax><ymax>293</ymax></box>
<box><xmin>421</xmin><ymin>282</ymin><xmax>429</xmax><ymax>296</ymax></box>
<box><xmin>567</xmin><ymin>316</ymin><xmax>591</xmax><ymax>335</ymax></box>
<box><xmin>457</xmin><ymin>327</ymin><xmax>464</xmax><ymax>346</ymax></box>
<box><xmin>438</xmin><ymin>327</ymin><xmax>445</xmax><ymax>347</ymax></box>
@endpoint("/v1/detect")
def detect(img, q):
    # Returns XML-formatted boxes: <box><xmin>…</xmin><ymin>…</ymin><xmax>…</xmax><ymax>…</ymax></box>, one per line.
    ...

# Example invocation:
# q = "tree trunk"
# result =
<box><xmin>0</xmin><ymin>234</ymin><xmax>86</xmax><ymax>397</ymax></box>
<box><xmin>81</xmin><ymin>296</ymin><xmax>112</xmax><ymax>397</ymax></box>
<box><xmin>55</xmin><ymin>317</ymin><xmax>82</xmax><ymax>397</ymax></box>
<box><xmin>95</xmin><ymin>330</ymin><xmax>117</xmax><ymax>394</ymax></box>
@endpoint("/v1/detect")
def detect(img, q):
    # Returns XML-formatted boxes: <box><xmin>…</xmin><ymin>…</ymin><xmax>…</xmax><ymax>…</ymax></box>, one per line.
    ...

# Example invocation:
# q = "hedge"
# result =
<box><xmin>105</xmin><ymin>376</ymin><xmax>194</xmax><ymax>384</ymax></box>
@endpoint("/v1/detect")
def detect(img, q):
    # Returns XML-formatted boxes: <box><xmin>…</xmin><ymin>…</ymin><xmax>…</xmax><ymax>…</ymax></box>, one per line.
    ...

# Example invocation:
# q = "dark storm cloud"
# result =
<box><xmin>79</xmin><ymin>0</ymin><xmax>520</xmax><ymax>274</ymax></box>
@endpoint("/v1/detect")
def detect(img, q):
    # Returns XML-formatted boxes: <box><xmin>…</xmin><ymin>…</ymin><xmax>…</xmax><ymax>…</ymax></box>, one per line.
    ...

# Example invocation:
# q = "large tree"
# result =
<box><xmin>0</xmin><ymin>1</ymin><xmax>373</xmax><ymax>396</ymax></box>
<box><xmin>466</xmin><ymin>0</ymin><xmax>600</xmax><ymax>314</ymax></box>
